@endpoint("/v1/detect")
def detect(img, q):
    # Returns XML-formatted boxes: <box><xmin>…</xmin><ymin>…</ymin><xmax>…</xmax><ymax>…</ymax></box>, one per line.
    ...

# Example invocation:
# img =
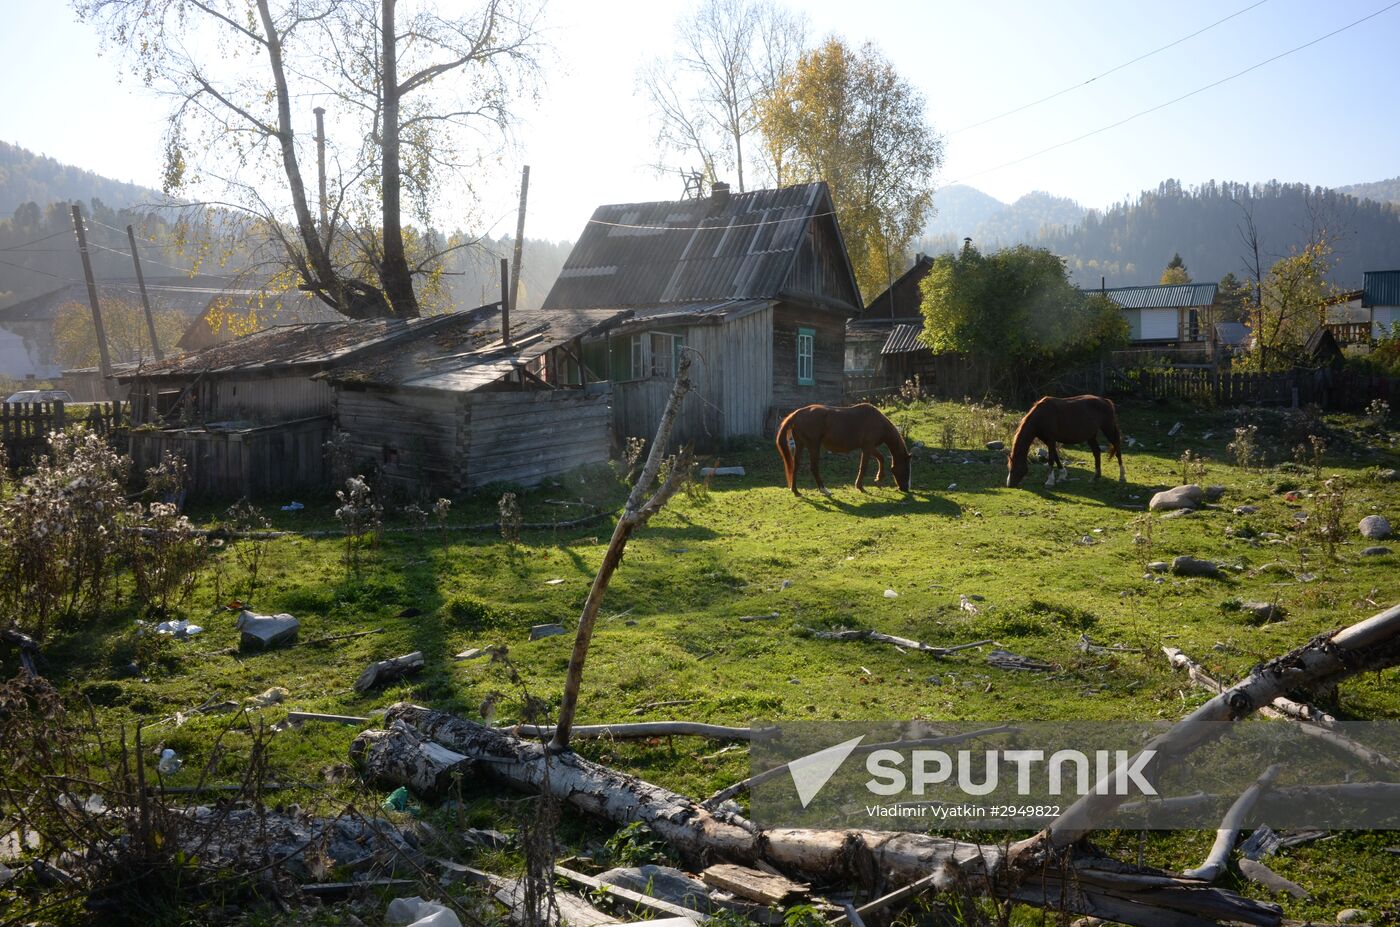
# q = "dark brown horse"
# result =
<box><xmin>776</xmin><ymin>403</ymin><xmax>911</xmax><ymax>496</ymax></box>
<box><xmin>1007</xmin><ymin>395</ymin><xmax>1125</xmax><ymax>488</ymax></box>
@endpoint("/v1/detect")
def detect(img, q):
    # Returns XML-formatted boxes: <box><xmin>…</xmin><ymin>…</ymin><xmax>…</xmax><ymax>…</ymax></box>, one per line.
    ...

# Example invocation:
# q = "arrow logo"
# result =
<box><xmin>788</xmin><ymin>735</ymin><xmax>866</xmax><ymax>807</ymax></box>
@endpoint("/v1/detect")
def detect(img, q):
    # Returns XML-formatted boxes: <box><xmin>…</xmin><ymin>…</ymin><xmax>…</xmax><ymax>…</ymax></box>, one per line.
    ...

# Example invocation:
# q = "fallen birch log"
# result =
<box><xmin>1236</xmin><ymin>858</ymin><xmax>1308</xmax><ymax>900</ymax></box>
<box><xmin>1163</xmin><ymin>646</ymin><xmax>1399</xmax><ymax>773</ymax></box>
<box><xmin>803</xmin><ymin>629</ymin><xmax>993</xmax><ymax>657</ymax></box>
<box><xmin>1181</xmin><ymin>764</ymin><xmax>1280</xmax><ymax>882</ymax></box>
<box><xmin>355</xmin><ymin>704</ymin><xmax>1282</xmax><ymax>927</ymax></box>
<box><xmin>515</xmin><ymin>721</ymin><xmax>755</xmax><ymax>741</ymax></box>
<box><xmin>701</xmin><ymin>725</ymin><xmax>1018</xmax><ymax>808</ymax></box>
<box><xmin>349</xmin><ymin>720</ymin><xmax>469</xmax><ymax>798</ymax></box>
<box><xmin>355</xmin><ymin>651</ymin><xmax>425</xmax><ymax>693</ymax></box>
<box><xmin>1015</xmin><ymin>603</ymin><xmax>1400</xmax><ymax>862</ymax></box>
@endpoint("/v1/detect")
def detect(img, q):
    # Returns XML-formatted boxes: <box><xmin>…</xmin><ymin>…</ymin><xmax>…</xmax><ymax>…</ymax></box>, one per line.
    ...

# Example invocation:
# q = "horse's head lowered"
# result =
<box><xmin>892</xmin><ymin>451</ymin><xmax>911</xmax><ymax>492</ymax></box>
<box><xmin>1006</xmin><ymin>452</ymin><xmax>1029</xmax><ymax>488</ymax></box>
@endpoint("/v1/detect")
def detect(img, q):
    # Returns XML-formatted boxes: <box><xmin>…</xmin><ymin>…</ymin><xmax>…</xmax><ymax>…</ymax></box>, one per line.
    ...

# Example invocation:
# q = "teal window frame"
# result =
<box><xmin>797</xmin><ymin>326</ymin><xmax>815</xmax><ymax>386</ymax></box>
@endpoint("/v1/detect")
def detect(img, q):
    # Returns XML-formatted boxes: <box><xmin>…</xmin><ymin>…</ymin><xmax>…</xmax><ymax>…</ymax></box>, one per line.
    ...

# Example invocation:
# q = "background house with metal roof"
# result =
<box><xmin>846</xmin><ymin>253</ymin><xmax>934</xmax><ymax>392</ymax></box>
<box><xmin>1363</xmin><ymin>270</ymin><xmax>1400</xmax><ymax>339</ymax></box>
<box><xmin>1099</xmin><ymin>282</ymin><xmax>1219</xmax><ymax>348</ymax></box>
<box><xmin>541</xmin><ymin>181</ymin><xmax>863</xmax><ymax>446</ymax></box>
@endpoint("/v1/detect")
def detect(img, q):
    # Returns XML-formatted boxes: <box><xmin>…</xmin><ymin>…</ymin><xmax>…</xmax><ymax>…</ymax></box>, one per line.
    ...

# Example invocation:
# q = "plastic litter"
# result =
<box><xmin>280</xmin><ymin>501</ymin><xmax>304</xmax><ymax>511</ymax></box>
<box><xmin>386</xmin><ymin>896</ymin><xmax>463</xmax><ymax>927</ymax></box>
<box><xmin>157</xmin><ymin>748</ymin><xmax>181</xmax><ymax>776</ymax></box>
<box><xmin>381</xmin><ymin>786</ymin><xmax>414</xmax><ymax>814</ymax></box>
<box><xmin>154</xmin><ymin>619</ymin><xmax>204</xmax><ymax>639</ymax></box>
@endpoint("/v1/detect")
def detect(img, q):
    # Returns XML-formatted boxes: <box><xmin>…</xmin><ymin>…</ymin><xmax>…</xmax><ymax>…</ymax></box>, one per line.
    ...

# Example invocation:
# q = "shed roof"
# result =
<box><xmin>863</xmin><ymin>254</ymin><xmax>934</xmax><ymax>321</ymax></box>
<box><xmin>881</xmin><ymin>322</ymin><xmax>930</xmax><ymax>355</ymax></box>
<box><xmin>1214</xmin><ymin>322</ymin><xmax>1250</xmax><ymax>347</ymax></box>
<box><xmin>1363</xmin><ymin>270</ymin><xmax>1400</xmax><ymax>307</ymax></box>
<box><xmin>325</xmin><ymin>305</ymin><xmax>626</xmax><ymax>392</ymax></box>
<box><xmin>1099</xmin><ymin>283</ymin><xmax>1218</xmax><ymax>309</ymax></box>
<box><xmin>542</xmin><ymin>182</ymin><xmax>859</xmax><ymax>313</ymax></box>
<box><xmin>120</xmin><ymin>311</ymin><xmax>467</xmax><ymax>381</ymax></box>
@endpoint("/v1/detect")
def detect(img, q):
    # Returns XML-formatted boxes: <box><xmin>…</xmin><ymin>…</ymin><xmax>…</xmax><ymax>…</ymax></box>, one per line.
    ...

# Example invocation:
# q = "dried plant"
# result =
<box><xmin>1309</xmin><ymin>476</ymin><xmax>1347</xmax><ymax>561</ymax></box>
<box><xmin>1365</xmin><ymin>397</ymin><xmax>1390</xmax><ymax>427</ymax></box>
<box><xmin>1130</xmin><ymin>511</ymin><xmax>1156</xmax><ymax>570</ymax></box>
<box><xmin>499</xmin><ymin>491</ymin><xmax>523</xmax><ymax>546</ymax></box>
<box><xmin>1227</xmin><ymin>425</ymin><xmax>1260</xmax><ymax>471</ymax></box>
<box><xmin>0</xmin><ymin>430</ymin><xmax>129</xmax><ymax>640</ymax></box>
<box><xmin>622</xmin><ymin>436</ymin><xmax>647</xmax><ymax>484</ymax></box>
<box><xmin>1178</xmin><ymin>449</ymin><xmax>1206</xmax><ymax>486</ymax></box>
<box><xmin>433</xmin><ymin>497</ymin><xmax>452</xmax><ymax>549</ymax></box>
<box><xmin>323</xmin><ymin>429</ymin><xmax>356</xmax><ymax>488</ymax></box>
<box><xmin>128</xmin><ymin>501</ymin><xmax>207</xmax><ymax>618</ymax></box>
<box><xmin>939</xmin><ymin>418</ymin><xmax>956</xmax><ymax>452</ymax></box>
<box><xmin>225</xmin><ymin>500</ymin><xmax>271</xmax><ymax>605</ymax></box>
<box><xmin>336</xmin><ymin>476</ymin><xmax>382</xmax><ymax>574</ymax></box>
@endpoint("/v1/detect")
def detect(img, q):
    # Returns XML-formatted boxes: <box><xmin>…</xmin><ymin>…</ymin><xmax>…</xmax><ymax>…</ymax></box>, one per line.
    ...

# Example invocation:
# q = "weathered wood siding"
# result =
<box><xmin>611</xmin><ymin>322</ymin><xmax>723</xmax><ymax>449</ymax></box>
<box><xmin>784</xmin><ymin>215</ymin><xmax>862</xmax><ymax>310</ymax></box>
<box><xmin>771</xmin><ymin>303</ymin><xmax>846</xmax><ymax>427</ymax></box>
<box><xmin>128</xmin><ymin>416</ymin><xmax>330</xmax><ymax>498</ymax></box>
<box><xmin>209</xmin><ymin>376</ymin><xmax>333</xmax><ymax>421</ymax></box>
<box><xmin>463</xmin><ymin>387</ymin><xmax>612</xmax><ymax>489</ymax></box>
<box><xmin>717</xmin><ymin>307</ymin><xmax>772</xmax><ymax>438</ymax></box>
<box><xmin>335</xmin><ymin>388</ymin><xmax>465</xmax><ymax>495</ymax></box>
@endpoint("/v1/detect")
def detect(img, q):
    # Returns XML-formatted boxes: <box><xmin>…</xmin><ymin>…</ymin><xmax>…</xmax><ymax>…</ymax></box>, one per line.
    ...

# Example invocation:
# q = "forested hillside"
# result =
<box><xmin>0</xmin><ymin>141</ymin><xmax>165</xmax><ymax>216</ymax></box>
<box><xmin>1040</xmin><ymin>179</ymin><xmax>1400</xmax><ymax>287</ymax></box>
<box><xmin>1336</xmin><ymin>175</ymin><xmax>1400</xmax><ymax>207</ymax></box>
<box><xmin>921</xmin><ymin>188</ymin><xmax>1086</xmax><ymax>254</ymax></box>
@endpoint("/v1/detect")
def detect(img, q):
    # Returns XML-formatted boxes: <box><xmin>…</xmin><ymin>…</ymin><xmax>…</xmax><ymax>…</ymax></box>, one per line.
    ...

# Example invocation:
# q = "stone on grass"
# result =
<box><xmin>1234</xmin><ymin>505</ymin><xmax>1259</xmax><ymax>515</ymax></box>
<box><xmin>1205</xmin><ymin>485</ymin><xmax>1226</xmax><ymax>502</ymax></box>
<box><xmin>1377</xmin><ymin>468</ymin><xmax>1397</xmax><ymax>482</ymax></box>
<box><xmin>1360</xmin><ymin>546</ymin><xmax>1391</xmax><ymax>557</ymax></box>
<box><xmin>1336</xmin><ymin>910</ymin><xmax>1367</xmax><ymax>925</ymax></box>
<box><xmin>236</xmin><ymin>610</ymin><xmax>299</xmax><ymax>650</ymax></box>
<box><xmin>1358</xmin><ymin>515</ymin><xmax>1391</xmax><ymax>539</ymax></box>
<box><xmin>529</xmin><ymin>623</ymin><xmax>566</xmax><ymax>641</ymax></box>
<box><xmin>1171</xmin><ymin>555</ymin><xmax>1221</xmax><ymax>577</ymax></box>
<box><xmin>1160</xmin><ymin>508</ymin><xmax>1195</xmax><ymax>520</ymax></box>
<box><xmin>1149</xmin><ymin>485</ymin><xmax>1203</xmax><ymax>511</ymax></box>
<box><xmin>1146</xmin><ymin>561</ymin><xmax>1170</xmax><ymax>573</ymax></box>
<box><xmin>985</xmin><ymin>440</ymin><xmax>1005</xmax><ymax>451</ymax></box>
<box><xmin>1236</xmin><ymin>601</ymin><xmax>1286</xmax><ymax>624</ymax></box>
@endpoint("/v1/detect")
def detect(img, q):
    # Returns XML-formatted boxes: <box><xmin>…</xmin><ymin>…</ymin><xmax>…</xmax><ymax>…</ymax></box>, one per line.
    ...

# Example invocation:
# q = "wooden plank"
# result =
<box><xmin>554</xmin><ymin>865</ymin><xmax>706</xmax><ymax>923</ymax></box>
<box><xmin>701</xmin><ymin>863</ymin><xmax>807</xmax><ymax>906</ymax></box>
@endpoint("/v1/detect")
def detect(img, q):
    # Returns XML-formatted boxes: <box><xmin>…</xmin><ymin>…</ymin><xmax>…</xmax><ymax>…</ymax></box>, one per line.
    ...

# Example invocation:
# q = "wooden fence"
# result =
<box><xmin>1058</xmin><ymin>364</ymin><xmax>1398</xmax><ymax>411</ymax></box>
<box><xmin>0</xmin><ymin>401</ymin><xmax>127</xmax><ymax>469</ymax></box>
<box><xmin>128</xmin><ymin>416</ymin><xmax>331</xmax><ymax>499</ymax></box>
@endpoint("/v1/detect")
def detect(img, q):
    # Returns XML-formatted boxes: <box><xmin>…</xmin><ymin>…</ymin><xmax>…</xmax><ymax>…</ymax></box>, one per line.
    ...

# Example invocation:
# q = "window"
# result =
<box><xmin>1188</xmin><ymin>308</ymin><xmax>1201</xmax><ymax>341</ymax></box>
<box><xmin>797</xmin><ymin>327</ymin><xmax>815</xmax><ymax>385</ymax></box>
<box><xmin>619</xmin><ymin>332</ymin><xmax>682</xmax><ymax>381</ymax></box>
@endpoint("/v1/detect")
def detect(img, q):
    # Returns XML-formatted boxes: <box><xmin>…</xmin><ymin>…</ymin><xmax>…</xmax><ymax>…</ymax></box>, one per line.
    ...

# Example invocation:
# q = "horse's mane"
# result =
<box><xmin>1010</xmin><ymin>396</ymin><xmax>1052</xmax><ymax>454</ymax></box>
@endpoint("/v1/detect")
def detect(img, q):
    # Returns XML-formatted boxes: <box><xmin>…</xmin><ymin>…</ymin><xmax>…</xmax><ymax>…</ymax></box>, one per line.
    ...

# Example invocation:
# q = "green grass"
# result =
<box><xmin>18</xmin><ymin>398</ymin><xmax>1400</xmax><ymax>922</ymax></box>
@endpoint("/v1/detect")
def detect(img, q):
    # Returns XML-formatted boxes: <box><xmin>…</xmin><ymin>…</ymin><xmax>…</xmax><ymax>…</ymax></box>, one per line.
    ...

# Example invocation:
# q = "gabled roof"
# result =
<box><xmin>325</xmin><ymin>305</ymin><xmax>625</xmax><ymax>392</ymax></box>
<box><xmin>0</xmin><ymin>276</ymin><xmax>265</xmax><ymax>323</ymax></box>
<box><xmin>1099</xmin><ymin>283</ymin><xmax>1218</xmax><ymax>310</ymax></box>
<box><xmin>1215</xmin><ymin>322</ymin><xmax>1250</xmax><ymax>347</ymax></box>
<box><xmin>542</xmin><ymin>182</ymin><xmax>860</xmax><ymax>314</ymax></box>
<box><xmin>1363</xmin><ymin>270</ymin><xmax>1400</xmax><ymax>307</ymax></box>
<box><xmin>864</xmin><ymin>254</ymin><xmax>934</xmax><ymax>321</ymax></box>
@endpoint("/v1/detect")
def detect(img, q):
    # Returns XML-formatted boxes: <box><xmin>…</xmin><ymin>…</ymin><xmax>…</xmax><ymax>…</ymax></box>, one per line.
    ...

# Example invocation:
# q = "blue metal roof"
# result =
<box><xmin>1362</xmin><ymin>270</ymin><xmax>1400</xmax><ymax>307</ymax></box>
<box><xmin>1099</xmin><ymin>283</ymin><xmax>1218</xmax><ymax>310</ymax></box>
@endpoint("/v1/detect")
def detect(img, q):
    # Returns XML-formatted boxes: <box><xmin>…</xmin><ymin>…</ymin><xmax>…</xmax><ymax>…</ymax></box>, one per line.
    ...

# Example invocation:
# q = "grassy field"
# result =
<box><xmin>20</xmin><ymin>396</ymin><xmax>1400</xmax><ymax>923</ymax></box>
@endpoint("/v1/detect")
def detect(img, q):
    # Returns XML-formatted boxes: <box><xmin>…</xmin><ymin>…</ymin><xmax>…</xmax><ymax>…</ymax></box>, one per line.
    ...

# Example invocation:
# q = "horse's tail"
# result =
<box><xmin>1102</xmin><ymin>397</ymin><xmax>1124</xmax><ymax>461</ymax></box>
<box><xmin>775</xmin><ymin>414</ymin><xmax>798</xmax><ymax>490</ymax></box>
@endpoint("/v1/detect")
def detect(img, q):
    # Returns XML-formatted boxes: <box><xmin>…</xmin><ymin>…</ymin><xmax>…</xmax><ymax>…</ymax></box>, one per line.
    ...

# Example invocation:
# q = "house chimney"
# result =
<box><xmin>962</xmin><ymin>237</ymin><xmax>973</xmax><ymax>253</ymax></box>
<box><xmin>711</xmin><ymin>180</ymin><xmax>730</xmax><ymax>206</ymax></box>
<box><xmin>500</xmin><ymin>257</ymin><xmax>511</xmax><ymax>348</ymax></box>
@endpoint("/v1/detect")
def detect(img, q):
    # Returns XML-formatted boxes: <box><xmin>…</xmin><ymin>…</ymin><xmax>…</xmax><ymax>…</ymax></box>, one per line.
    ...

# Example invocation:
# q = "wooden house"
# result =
<box><xmin>1100</xmin><ymin>283</ymin><xmax>1219</xmax><ymax>349</ymax></box>
<box><xmin>119</xmin><ymin>304</ymin><xmax>621</xmax><ymax>497</ymax></box>
<box><xmin>848</xmin><ymin>254</ymin><xmax>934</xmax><ymax>393</ymax></box>
<box><xmin>541</xmin><ymin>181</ymin><xmax>863</xmax><ymax>447</ymax></box>
<box><xmin>1363</xmin><ymin>270</ymin><xmax>1400</xmax><ymax>340</ymax></box>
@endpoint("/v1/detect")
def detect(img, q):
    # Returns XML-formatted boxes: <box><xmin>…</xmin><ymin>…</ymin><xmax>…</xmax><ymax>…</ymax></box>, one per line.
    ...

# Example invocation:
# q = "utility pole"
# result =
<box><xmin>126</xmin><ymin>224</ymin><xmax>165</xmax><ymax>361</ymax></box>
<box><xmin>509</xmin><ymin>165</ymin><xmax>530</xmax><ymax>320</ymax></box>
<box><xmin>313</xmin><ymin>106</ymin><xmax>329</xmax><ymax>238</ymax></box>
<box><xmin>71</xmin><ymin>204</ymin><xmax>114</xmax><ymax>390</ymax></box>
<box><xmin>500</xmin><ymin>257</ymin><xmax>511</xmax><ymax>349</ymax></box>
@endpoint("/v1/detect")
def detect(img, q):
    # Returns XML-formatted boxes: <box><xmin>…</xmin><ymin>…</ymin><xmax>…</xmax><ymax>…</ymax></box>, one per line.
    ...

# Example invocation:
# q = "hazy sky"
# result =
<box><xmin>2</xmin><ymin>0</ymin><xmax>1398</xmax><ymax>242</ymax></box>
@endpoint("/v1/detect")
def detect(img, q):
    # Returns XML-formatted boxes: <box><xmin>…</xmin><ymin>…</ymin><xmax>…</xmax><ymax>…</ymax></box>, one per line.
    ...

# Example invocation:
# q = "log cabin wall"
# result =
<box><xmin>461</xmin><ymin>387</ymin><xmax>612</xmax><ymax>489</ymax></box>
<box><xmin>127</xmin><ymin>416</ymin><xmax>330</xmax><ymax>498</ymax></box>
<box><xmin>770</xmin><ymin>304</ymin><xmax>846</xmax><ymax>427</ymax></box>
<box><xmin>334</xmin><ymin>387</ymin><xmax>465</xmax><ymax>496</ymax></box>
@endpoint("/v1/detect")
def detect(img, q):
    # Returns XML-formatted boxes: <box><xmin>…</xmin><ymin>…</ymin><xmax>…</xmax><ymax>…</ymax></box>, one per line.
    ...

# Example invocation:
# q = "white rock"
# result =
<box><xmin>157</xmin><ymin>748</ymin><xmax>181</xmax><ymax>776</ymax></box>
<box><xmin>387</xmin><ymin>896</ymin><xmax>463</xmax><ymax>927</ymax></box>
<box><xmin>1149</xmin><ymin>485</ymin><xmax>1203</xmax><ymax>511</ymax></box>
<box><xmin>1336</xmin><ymin>910</ymin><xmax>1367</xmax><ymax>925</ymax></box>
<box><xmin>1359</xmin><ymin>515</ymin><xmax>1391</xmax><ymax>539</ymax></box>
<box><xmin>883</xmin><ymin>589</ymin><xmax>898</xmax><ymax>598</ymax></box>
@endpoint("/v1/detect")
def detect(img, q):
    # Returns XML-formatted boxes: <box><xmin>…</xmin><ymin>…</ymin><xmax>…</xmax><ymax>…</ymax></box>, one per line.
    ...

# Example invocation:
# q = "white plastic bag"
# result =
<box><xmin>385</xmin><ymin>896</ymin><xmax>463</xmax><ymax>927</ymax></box>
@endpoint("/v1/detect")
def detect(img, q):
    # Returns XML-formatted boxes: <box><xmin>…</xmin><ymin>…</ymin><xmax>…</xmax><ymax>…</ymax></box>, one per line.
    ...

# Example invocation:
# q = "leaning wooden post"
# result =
<box><xmin>550</xmin><ymin>353</ymin><xmax>693</xmax><ymax>753</ymax></box>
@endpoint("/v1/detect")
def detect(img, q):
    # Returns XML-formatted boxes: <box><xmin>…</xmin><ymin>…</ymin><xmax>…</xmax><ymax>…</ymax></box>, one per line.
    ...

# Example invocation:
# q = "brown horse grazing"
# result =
<box><xmin>1007</xmin><ymin>395</ymin><xmax>1125</xmax><ymax>488</ymax></box>
<box><xmin>776</xmin><ymin>403</ymin><xmax>911</xmax><ymax>496</ymax></box>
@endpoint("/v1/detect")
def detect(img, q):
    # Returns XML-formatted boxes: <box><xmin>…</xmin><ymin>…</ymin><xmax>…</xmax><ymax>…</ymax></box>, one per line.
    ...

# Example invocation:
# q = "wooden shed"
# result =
<box><xmin>541</xmin><ymin>181</ymin><xmax>863</xmax><ymax>447</ymax></box>
<box><xmin>323</xmin><ymin>305</ymin><xmax>622</xmax><ymax>495</ymax></box>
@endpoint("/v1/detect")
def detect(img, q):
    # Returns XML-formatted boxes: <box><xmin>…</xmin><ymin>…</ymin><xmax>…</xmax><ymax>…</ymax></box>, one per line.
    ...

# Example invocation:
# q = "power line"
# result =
<box><xmin>950</xmin><ymin>0</ymin><xmax>1270</xmax><ymax>135</ymax></box>
<box><xmin>586</xmin><ymin>209</ymin><xmax>838</xmax><ymax>232</ymax></box>
<box><xmin>943</xmin><ymin>0</ymin><xmax>1400</xmax><ymax>187</ymax></box>
<box><xmin>0</xmin><ymin>230</ymin><xmax>72</xmax><ymax>252</ymax></box>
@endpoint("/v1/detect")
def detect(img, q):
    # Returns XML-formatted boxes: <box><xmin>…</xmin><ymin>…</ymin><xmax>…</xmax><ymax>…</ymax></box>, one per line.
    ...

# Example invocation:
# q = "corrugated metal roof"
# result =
<box><xmin>1363</xmin><ymin>270</ymin><xmax>1400</xmax><ymax>307</ymax></box>
<box><xmin>881</xmin><ymin>322</ymin><xmax>930</xmax><ymax>355</ymax></box>
<box><xmin>1099</xmin><ymin>283</ymin><xmax>1218</xmax><ymax>309</ymax></box>
<box><xmin>542</xmin><ymin>183</ymin><xmax>854</xmax><ymax>311</ymax></box>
